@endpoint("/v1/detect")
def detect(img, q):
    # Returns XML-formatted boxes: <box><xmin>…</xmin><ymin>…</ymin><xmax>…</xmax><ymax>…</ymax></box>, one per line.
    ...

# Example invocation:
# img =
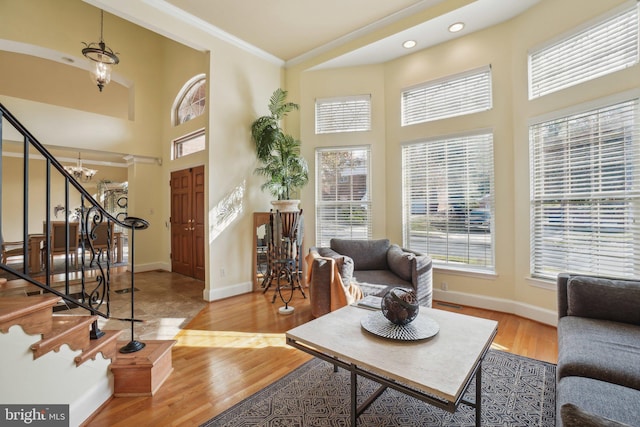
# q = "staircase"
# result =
<box><xmin>0</xmin><ymin>292</ymin><xmax>123</xmax><ymax>426</ymax></box>
<box><xmin>0</xmin><ymin>104</ymin><xmax>173</xmax><ymax>426</ymax></box>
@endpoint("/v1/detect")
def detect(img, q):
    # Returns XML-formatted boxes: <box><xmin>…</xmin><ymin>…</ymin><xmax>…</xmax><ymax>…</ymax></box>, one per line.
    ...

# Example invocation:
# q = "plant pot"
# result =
<box><xmin>271</xmin><ymin>199</ymin><xmax>300</xmax><ymax>212</ymax></box>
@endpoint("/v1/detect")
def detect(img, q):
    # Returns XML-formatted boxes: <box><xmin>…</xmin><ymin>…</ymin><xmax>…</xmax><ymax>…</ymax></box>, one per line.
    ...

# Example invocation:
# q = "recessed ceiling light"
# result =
<box><xmin>61</xmin><ymin>57</ymin><xmax>75</xmax><ymax>64</ymax></box>
<box><xmin>448</xmin><ymin>22</ymin><xmax>465</xmax><ymax>33</ymax></box>
<box><xmin>403</xmin><ymin>40</ymin><xmax>417</xmax><ymax>49</ymax></box>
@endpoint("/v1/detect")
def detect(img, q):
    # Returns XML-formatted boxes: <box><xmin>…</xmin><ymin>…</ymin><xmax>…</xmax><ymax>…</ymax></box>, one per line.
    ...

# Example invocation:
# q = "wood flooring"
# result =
<box><xmin>86</xmin><ymin>277</ymin><xmax>558</xmax><ymax>427</ymax></box>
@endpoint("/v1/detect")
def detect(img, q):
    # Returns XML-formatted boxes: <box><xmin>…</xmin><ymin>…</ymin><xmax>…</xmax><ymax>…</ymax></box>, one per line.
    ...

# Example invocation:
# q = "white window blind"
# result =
<box><xmin>316</xmin><ymin>147</ymin><xmax>372</xmax><ymax>247</ymax></box>
<box><xmin>530</xmin><ymin>99</ymin><xmax>640</xmax><ymax>280</ymax></box>
<box><xmin>315</xmin><ymin>95</ymin><xmax>371</xmax><ymax>134</ymax></box>
<box><xmin>402</xmin><ymin>132</ymin><xmax>495</xmax><ymax>272</ymax></box>
<box><xmin>529</xmin><ymin>5</ymin><xmax>639</xmax><ymax>99</ymax></box>
<box><xmin>401</xmin><ymin>66</ymin><xmax>492</xmax><ymax>126</ymax></box>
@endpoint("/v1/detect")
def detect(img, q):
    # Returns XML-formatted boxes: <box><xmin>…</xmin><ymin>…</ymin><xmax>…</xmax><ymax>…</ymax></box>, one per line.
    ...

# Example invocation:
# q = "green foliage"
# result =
<box><xmin>251</xmin><ymin>89</ymin><xmax>308</xmax><ymax>200</ymax></box>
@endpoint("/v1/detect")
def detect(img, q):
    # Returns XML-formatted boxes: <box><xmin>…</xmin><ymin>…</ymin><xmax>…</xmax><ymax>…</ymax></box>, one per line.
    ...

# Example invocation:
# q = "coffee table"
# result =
<box><xmin>286</xmin><ymin>305</ymin><xmax>498</xmax><ymax>426</ymax></box>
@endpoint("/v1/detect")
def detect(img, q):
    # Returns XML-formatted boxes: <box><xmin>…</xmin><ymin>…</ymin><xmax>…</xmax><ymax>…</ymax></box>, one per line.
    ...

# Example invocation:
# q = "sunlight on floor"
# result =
<box><xmin>174</xmin><ymin>329</ymin><xmax>288</xmax><ymax>349</ymax></box>
<box><xmin>491</xmin><ymin>342</ymin><xmax>509</xmax><ymax>351</ymax></box>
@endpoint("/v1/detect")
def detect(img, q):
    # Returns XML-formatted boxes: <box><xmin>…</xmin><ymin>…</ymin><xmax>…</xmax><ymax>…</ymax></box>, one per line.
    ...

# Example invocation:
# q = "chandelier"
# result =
<box><xmin>65</xmin><ymin>153</ymin><xmax>98</xmax><ymax>182</ymax></box>
<box><xmin>82</xmin><ymin>10</ymin><xmax>119</xmax><ymax>92</ymax></box>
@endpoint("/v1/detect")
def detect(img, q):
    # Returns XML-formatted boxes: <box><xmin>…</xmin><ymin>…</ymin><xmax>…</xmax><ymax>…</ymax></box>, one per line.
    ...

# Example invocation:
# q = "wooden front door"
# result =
<box><xmin>170</xmin><ymin>166</ymin><xmax>205</xmax><ymax>280</ymax></box>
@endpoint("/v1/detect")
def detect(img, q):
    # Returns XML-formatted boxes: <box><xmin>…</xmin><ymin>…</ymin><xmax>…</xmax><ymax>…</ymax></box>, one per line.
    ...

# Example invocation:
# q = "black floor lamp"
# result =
<box><xmin>119</xmin><ymin>216</ymin><xmax>150</xmax><ymax>354</ymax></box>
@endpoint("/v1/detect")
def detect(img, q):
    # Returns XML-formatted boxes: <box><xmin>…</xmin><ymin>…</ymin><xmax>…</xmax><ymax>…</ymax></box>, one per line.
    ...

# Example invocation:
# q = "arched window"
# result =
<box><xmin>174</xmin><ymin>74</ymin><xmax>206</xmax><ymax>126</ymax></box>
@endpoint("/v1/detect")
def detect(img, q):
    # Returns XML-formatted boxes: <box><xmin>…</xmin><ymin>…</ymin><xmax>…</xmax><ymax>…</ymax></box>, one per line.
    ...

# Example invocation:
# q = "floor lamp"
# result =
<box><xmin>119</xmin><ymin>216</ymin><xmax>150</xmax><ymax>354</ymax></box>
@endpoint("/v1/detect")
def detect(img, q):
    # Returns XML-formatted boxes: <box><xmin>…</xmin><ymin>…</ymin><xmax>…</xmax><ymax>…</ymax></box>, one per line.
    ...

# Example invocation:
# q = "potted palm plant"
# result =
<box><xmin>252</xmin><ymin>88</ymin><xmax>309</xmax><ymax>211</ymax></box>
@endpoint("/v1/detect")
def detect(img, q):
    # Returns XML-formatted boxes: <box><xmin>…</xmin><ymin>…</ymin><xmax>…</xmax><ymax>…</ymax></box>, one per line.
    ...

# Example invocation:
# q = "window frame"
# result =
<box><xmin>529</xmin><ymin>92</ymin><xmax>640</xmax><ymax>281</ymax></box>
<box><xmin>173</xmin><ymin>74</ymin><xmax>207</xmax><ymax>126</ymax></box>
<box><xmin>528</xmin><ymin>2</ymin><xmax>639</xmax><ymax>100</ymax></box>
<box><xmin>315</xmin><ymin>94</ymin><xmax>372</xmax><ymax>134</ymax></box>
<box><xmin>315</xmin><ymin>146</ymin><xmax>372</xmax><ymax>247</ymax></box>
<box><xmin>402</xmin><ymin>130</ymin><xmax>495</xmax><ymax>273</ymax></box>
<box><xmin>401</xmin><ymin>65</ymin><xmax>492</xmax><ymax>127</ymax></box>
<box><xmin>172</xmin><ymin>128</ymin><xmax>206</xmax><ymax>160</ymax></box>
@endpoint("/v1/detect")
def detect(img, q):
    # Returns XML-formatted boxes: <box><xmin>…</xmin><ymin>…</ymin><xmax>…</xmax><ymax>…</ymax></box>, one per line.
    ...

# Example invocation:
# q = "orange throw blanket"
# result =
<box><xmin>305</xmin><ymin>252</ymin><xmax>363</xmax><ymax>311</ymax></box>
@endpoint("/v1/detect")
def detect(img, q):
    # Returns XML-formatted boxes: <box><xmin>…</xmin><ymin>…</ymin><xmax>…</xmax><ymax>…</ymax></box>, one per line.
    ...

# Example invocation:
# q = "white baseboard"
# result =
<box><xmin>432</xmin><ymin>289</ymin><xmax>557</xmax><ymax>326</ymax></box>
<box><xmin>203</xmin><ymin>281</ymin><xmax>253</xmax><ymax>301</ymax></box>
<box><xmin>132</xmin><ymin>262</ymin><xmax>170</xmax><ymax>273</ymax></box>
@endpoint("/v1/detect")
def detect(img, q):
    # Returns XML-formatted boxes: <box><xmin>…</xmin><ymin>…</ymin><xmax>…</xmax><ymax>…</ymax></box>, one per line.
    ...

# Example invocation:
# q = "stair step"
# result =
<box><xmin>74</xmin><ymin>329</ymin><xmax>124</xmax><ymax>366</ymax></box>
<box><xmin>0</xmin><ymin>279</ymin><xmax>42</xmax><ymax>297</ymax></box>
<box><xmin>0</xmin><ymin>295</ymin><xmax>60</xmax><ymax>335</ymax></box>
<box><xmin>111</xmin><ymin>340</ymin><xmax>177</xmax><ymax>396</ymax></box>
<box><xmin>31</xmin><ymin>315</ymin><xmax>97</xmax><ymax>359</ymax></box>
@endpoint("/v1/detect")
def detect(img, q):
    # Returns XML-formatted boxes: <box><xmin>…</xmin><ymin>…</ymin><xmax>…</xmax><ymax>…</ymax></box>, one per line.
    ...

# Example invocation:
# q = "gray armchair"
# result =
<box><xmin>306</xmin><ymin>238</ymin><xmax>432</xmax><ymax>318</ymax></box>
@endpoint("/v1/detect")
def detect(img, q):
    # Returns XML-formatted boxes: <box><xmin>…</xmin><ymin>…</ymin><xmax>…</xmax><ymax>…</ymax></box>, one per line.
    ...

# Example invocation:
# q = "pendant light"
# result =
<box><xmin>82</xmin><ymin>10</ymin><xmax>119</xmax><ymax>92</ymax></box>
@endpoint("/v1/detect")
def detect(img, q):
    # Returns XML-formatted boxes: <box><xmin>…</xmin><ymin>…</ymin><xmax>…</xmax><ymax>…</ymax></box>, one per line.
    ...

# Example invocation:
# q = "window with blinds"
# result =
<box><xmin>529</xmin><ymin>98</ymin><xmax>640</xmax><ymax>280</ymax></box>
<box><xmin>401</xmin><ymin>66</ymin><xmax>492</xmax><ymax>126</ymax></box>
<box><xmin>315</xmin><ymin>95</ymin><xmax>371</xmax><ymax>134</ymax></box>
<box><xmin>316</xmin><ymin>147</ymin><xmax>372</xmax><ymax>247</ymax></box>
<box><xmin>529</xmin><ymin>4</ymin><xmax>639</xmax><ymax>100</ymax></box>
<box><xmin>402</xmin><ymin>132</ymin><xmax>495</xmax><ymax>272</ymax></box>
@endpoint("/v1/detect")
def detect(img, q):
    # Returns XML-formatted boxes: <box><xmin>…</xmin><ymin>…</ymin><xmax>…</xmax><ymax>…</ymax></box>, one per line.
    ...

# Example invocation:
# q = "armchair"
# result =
<box><xmin>306</xmin><ymin>238</ymin><xmax>432</xmax><ymax>318</ymax></box>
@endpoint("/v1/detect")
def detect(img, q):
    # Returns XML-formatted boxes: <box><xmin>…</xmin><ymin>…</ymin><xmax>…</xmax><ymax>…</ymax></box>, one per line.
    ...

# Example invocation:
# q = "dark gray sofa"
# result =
<box><xmin>556</xmin><ymin>273</ymin><xmax>640</xmax><ymax>427</ymax></box>
<box><xmin>307</xmin><ymin>238</ymin><xmax>432</xmax><ymax>318</ymax></box>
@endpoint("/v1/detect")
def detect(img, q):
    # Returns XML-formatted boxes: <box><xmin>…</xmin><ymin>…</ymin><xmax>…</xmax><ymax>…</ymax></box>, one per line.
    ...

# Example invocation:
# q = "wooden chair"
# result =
<box><xmin>84</xmin><ymin>221</ymin><xmax>115</xmax><ymax>263</ymax></box>
<box><xmin>44</xmin><ymin>221</ymin><xmax>80</xmax><ymax>268</ymax></box>
<box><xmin>1</xmin><ymin>240</ymin><xmax>24</xmax><ymax>264</ymax></box>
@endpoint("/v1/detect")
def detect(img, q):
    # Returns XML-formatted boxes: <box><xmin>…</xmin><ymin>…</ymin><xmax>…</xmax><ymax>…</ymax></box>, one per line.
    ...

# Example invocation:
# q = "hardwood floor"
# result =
<box><xmin>86</xmin><ymin>279</ymin><xmax>558</xmax><ymax>427</ymax></box>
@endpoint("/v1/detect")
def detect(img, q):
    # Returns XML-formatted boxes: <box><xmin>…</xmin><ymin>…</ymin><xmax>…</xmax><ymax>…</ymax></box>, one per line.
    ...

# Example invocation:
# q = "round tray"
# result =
<box><xmin>361</xmin><ymin>311</ymin><xmax>439</xmax><ymax>341</ymax></box>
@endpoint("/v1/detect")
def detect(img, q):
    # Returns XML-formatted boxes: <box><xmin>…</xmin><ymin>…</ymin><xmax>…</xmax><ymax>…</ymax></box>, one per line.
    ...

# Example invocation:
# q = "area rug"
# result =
<box><xmin>202</xmin><ymin>349</ymin><xmax>556</xmax><ymax>427</ymax></box>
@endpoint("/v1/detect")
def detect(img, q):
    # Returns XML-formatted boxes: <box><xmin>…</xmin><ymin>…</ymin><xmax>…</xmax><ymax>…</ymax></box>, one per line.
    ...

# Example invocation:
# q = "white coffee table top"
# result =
<box><xmin>286</xmin><ymin>305</ymin><xmax>498</xmax><ymax>402</ymax></box>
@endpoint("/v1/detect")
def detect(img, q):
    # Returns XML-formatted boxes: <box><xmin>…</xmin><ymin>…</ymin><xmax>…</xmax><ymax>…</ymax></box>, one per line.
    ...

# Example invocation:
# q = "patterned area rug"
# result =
<box><xmin>202</xmin><ymin>349</ymin><xmax>556</xmax><ymax>427</ymax></box>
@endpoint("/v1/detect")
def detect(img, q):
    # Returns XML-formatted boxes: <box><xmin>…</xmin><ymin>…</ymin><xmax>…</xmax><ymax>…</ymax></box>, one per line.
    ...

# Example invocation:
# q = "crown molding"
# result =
<box><xmin>123</xmin><ymin>154</ymin><xmax>162</xmax><ymax>166</ymax></box>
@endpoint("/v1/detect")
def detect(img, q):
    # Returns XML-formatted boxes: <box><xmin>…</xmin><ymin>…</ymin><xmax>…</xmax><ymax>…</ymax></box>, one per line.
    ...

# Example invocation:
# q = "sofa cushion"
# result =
<box><xmin>387</xmin><ymin>244</ymin><xmax>414</xmax><ymax>282</ymax></box>
<box><xmin>567</xmin><ymin>276</ymin><xmax>640</xmax><ymax>325</ymax></box>
<box><xmin>353</xmin><ymin>270</ymin><xmax>413</xmax><ymax>290</ymax></box>
<box><xmin>557</xmin><ymin>316</ymin><xmax>640</xmax><ymax>390</ymax></box>
<box><xmin>317</xmin><ymin>247</ymin><xmax>355</xmax><ymax>284</ymax></box>
<box><xmin>330</xmin><ymin>239</ymin><xmax>390</xmax><ymax>270</ymax></box>
<box><xmin>557</xmin><ymin>376</ymin><xmax>640</xmax><ymax>426</ymax></box>
<box><xmin>561</xmin><ymin>404</ymin><xmax>631</xmax><ymax>427</ymax></box>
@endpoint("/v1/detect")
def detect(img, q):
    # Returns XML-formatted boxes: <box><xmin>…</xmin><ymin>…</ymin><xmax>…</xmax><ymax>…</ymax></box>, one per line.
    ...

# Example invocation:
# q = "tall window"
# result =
<box><xmin>401</xmin><ymin>66</ymin><xmax>492</xmax><ymax>126</ymax></box>
<box><xmin>530</xmin><ymin>98</ymin><xmax>640</xmax><ymax>280</ymax></box>
<box><xmin>402</xmin><ymin>132</ymin><xmax>495</xmax><ymax>272</ymax></box>
<box><xmin>529</xmin><ymin>4</ymin><xmax>638</xmax><ymax>99</ymax></box>
<box><xmin>315</xmin><ymin>95</ymin><xmax>371</xmax><ymax>134</ymax></box>
<box><xmin>174</xmin><ymin>75</ymin><xmax>206</xmax><ymax>126</ymax></box>
<box><xmin>316</xmin><ymin>147</ymin><xmax>371</xmax><ymax>247</ymax></box>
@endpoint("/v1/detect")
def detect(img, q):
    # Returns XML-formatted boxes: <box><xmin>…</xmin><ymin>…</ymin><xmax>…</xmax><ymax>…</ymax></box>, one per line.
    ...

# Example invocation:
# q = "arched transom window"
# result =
<box><xmin>174</xmin><ymin>75</ymin><xmax>206</xmax><ymax>126</ymax></box>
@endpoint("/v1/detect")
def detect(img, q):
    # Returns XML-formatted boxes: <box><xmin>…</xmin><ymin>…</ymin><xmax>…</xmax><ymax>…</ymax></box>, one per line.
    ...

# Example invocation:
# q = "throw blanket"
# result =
<box><xmin>305</xmin><ymin>252</ymin><xmax>363</xmax><ymax>311</ymax></box>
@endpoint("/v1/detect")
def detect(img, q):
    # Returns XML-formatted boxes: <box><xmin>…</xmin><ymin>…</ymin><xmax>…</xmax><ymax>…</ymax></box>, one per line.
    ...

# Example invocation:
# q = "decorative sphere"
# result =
<box><xmin>381</xmin><ymin>287</ymin><xmax>419</xmax><ymax>325</ymax></box>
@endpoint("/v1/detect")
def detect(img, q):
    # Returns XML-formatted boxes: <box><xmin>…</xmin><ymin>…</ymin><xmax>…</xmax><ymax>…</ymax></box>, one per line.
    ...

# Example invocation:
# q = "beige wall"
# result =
<box><xmin>289</xmin><ymin>0</ymin><xmax>638</xmax><ymax>321</ymax></box>
<box><xmin>1</xmin><ymin>0</ymin><xmax>282</xmax><ymax>299</ymax></box>
<box><xmin>4</xmin><ymin>0</ymin><xmax>636</xmax><ymax>315</ymax></box>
